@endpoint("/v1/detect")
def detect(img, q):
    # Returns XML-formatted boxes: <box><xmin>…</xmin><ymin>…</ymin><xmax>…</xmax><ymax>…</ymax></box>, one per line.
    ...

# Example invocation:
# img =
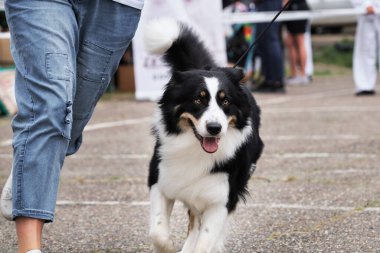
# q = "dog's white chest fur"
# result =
<box><xmin>158</xmin><ymin>163</ymin><xmax>229</xmax><ymax>213</ymax></box>
<box><xmin>157</xmin><ymin>130</ymin><xmax>229</xmax><ymax>213</ymax></box>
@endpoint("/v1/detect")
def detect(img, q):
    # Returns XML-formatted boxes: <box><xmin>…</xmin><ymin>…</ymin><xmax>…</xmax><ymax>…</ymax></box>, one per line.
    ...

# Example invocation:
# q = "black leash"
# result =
<box><xmin>233</xmin><ymin>0</ymin><xmax>293</xmax><ymax>68</ymax></box>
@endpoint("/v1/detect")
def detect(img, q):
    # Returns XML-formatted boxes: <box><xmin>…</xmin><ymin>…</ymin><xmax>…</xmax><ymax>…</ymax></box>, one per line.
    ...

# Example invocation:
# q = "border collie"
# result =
<box><xmin>144</xmin><ymin>19</ymin><xmax>264</xmax><ymax>253</ymax></box>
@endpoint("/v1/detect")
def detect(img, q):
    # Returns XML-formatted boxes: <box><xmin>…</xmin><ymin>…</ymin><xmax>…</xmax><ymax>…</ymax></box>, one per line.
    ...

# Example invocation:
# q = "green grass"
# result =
<box><xmin>313</xmin><ymin>39</ymin><xmax>354</xmax><ymax>68</ymax></box>
<box><xmin>313</xmin><ymin>69</ymin><xmax>332</xmax><ymax>76</ymax></box>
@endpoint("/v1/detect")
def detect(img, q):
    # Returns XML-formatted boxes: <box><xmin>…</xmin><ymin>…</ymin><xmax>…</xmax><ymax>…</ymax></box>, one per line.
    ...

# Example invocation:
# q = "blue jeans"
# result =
<box><xmin>5</xmin><ymin>0</ymin><xmax>141</xmax><ymax>222</ymax></box>
<box><xmin>255</xmin><ymin>0</ymin><xmax>284</xmax><ymax>84</ymax></box>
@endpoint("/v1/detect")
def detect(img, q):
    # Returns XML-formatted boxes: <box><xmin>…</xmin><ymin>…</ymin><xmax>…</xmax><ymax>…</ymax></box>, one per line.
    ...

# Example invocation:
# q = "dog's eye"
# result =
<box><xmin>222</xmin><ymin>99</ymin><xmax>229</xmax><ymax>106</ymax></box>
<box><xmin>194</xmin><ymin>99</ymin><xmax>202</xmax><ymax>105</ymax></box>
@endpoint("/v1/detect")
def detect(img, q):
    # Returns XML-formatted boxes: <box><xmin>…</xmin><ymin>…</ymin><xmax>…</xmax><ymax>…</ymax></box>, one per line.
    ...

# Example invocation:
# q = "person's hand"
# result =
<box><xmin>366</xmin><ymin>6</ymin><xmax>375</xmax><ymax>14</ymax></box>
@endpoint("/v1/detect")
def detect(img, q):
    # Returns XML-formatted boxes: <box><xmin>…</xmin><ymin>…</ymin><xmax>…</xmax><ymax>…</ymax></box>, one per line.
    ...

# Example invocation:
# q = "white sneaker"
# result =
<box><xmin>26</xmin><ymin>250</ymin><xmax>42</xmax><ymax>253</ymax></box>
<box><xmin>1</xmin><ymin>171</ymin><xmax>13</xmax><ymax>221</ymax></box>
<box><xmin>286</xmin><ymin>76</ymin><xmax>310</xmax><ymax>85</ymax></box>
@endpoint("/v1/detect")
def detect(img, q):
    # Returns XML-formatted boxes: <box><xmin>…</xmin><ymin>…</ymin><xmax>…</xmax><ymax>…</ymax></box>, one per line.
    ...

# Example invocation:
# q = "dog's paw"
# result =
<box><xmin>153</xmin><ymin>240</ymin><xmax>176</xmax><ymax>253</ymax></box>
<box><xmin>151</xmin><ymin>232</ymin><xmax>176</xmax><ymax>253</ymax></box>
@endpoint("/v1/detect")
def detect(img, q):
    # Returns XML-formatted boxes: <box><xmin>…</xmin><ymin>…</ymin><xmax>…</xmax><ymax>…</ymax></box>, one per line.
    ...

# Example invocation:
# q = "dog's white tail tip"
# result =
<box><xmin>144</xmin><ymin>18</ymin><xmax>180</xmax><ymax>55</ymax></box>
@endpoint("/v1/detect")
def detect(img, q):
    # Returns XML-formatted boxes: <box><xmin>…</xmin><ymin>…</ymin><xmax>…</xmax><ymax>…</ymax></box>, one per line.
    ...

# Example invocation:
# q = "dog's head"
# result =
<box><xmin>158</xmin><ymin>67</ymin><xmax>252</xmax><ymax>153</ymax></box>
<box><xmin>145</xmin><ymin>19</ymin><xmax>258</xmax><ymax>153</ymax></box>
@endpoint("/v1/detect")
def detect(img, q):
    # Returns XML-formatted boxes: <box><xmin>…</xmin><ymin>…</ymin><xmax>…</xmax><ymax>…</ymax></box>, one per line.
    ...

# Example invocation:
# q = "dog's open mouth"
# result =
<box><xmin>191</xmin><ymin>123</ymin><xmax>220</xmax><ymax>153</ymax></box>
<box><xmin>181</xmin><ymin>114</ymin><xmax>221</xmax><ymax>153</ymax></box>
<box><xmin>200</xmin><ymin>136</ymin><xmax>220</xmax><ymax>153</ymax></box>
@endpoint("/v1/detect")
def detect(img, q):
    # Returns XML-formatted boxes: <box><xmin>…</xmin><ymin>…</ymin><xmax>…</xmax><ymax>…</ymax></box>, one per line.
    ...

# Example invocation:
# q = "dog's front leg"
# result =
<box><xmin>193</xmin><ymin>205</ymin><xmax>228</xmax><ymax>253</ymax></box>
<box><xmin>149</xmin><ymin>184</ymin><xmax>176</xmax><ymax>253</ymax></box>
<box><xmin>180</xmin><ymin>211</ymin><xmax>201</xmax><ymax>253</ymax></box>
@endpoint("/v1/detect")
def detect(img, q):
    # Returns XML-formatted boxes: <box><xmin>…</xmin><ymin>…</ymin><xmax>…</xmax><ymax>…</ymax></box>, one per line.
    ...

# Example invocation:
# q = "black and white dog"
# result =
<box><xmin>145</xmin><ymin>19</ymin><xmax>264</xmax><ymax>253</ymax></box>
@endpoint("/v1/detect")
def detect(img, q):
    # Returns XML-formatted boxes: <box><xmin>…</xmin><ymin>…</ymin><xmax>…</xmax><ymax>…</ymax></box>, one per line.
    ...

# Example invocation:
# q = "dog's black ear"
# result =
<box><xmin>221</xmin><ymin>67</ymin><xmax>245</xmax><ymax>84</ymax></box>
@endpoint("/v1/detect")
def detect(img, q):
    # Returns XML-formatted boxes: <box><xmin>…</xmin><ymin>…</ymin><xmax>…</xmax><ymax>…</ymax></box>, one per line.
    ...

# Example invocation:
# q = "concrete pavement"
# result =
<box><xmin>1</xmin><ymin>73</ymin><xmax>379</xmax><ymax>252</ymax></box>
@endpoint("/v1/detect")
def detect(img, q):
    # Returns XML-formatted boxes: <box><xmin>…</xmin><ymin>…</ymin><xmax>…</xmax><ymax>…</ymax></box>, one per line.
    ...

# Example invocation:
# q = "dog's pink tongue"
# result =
<box><xmin>202</xmin><ymin>137</ymin><xmax>220</xmax><ymax>153</ymax></box>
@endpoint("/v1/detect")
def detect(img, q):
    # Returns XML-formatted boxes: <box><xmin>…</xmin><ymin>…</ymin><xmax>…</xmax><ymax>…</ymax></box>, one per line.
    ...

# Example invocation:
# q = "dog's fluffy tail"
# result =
<box><xmin>144</xmin><ymin>18</ymin><xmax>217</xmax><ymax>71</ymax></box>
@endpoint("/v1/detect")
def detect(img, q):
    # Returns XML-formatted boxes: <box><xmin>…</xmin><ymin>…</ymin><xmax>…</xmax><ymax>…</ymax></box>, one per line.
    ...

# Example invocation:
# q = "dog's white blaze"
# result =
<box><xmin>197</xmin><ymin>77</ymin><xmax>229</xmax><ymax>136</ymax></box>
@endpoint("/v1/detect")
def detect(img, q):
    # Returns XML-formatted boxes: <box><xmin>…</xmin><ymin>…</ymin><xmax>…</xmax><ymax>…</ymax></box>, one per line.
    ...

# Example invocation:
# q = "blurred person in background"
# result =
<box><xmin>283</xmin><ymin>0</ymin><xmax>311</xmax><ymax>85</ymax></box>
<box><xmin>352</xmin><ymin>0</ymin><xmax>380</xmax><ymax>95</ymax></box>
<box><xmin>224</xmin><ymin>0</ymin><xmax>256</xmax><ymax>80</ymax></box>
<box><xmin>304</xmin><ymin>21</ymin><xmax>314</xmax><ymax>81</ymax></box>
<box><xmin>252</xmin><ymin>0</ymin><xmax>285</xmax><ymax>93</ymax></box>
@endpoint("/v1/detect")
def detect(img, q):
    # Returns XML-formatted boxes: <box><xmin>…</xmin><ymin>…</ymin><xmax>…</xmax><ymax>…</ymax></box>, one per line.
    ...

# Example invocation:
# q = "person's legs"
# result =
<box><xmin>261</xmin><ymin>21</ymin><xmax>284</xmax><ymax>84</ymax></box>
<box><xmin>284</xmin><ymin>32</ymin><xmax>298</xmax><ymax>77</ymax></box>
<box><xmin>295</xmin><ymin>33</ymin><xmax>307</xmax><ymax>77</ymax></box>
<box><xmin>353</xmin><ymin>15</ymin><xmax>377</xmax><ymax>92</ymax></box>
<box><xmin>304</xmin><ymin>21</ymin><xmax>314</xmax><ymax>78</ymax></box>
<box><xmin>376</xmin><ymin>15</ymin><xmax>380</xmax><ymax>91</ymax></box>
<box><xmin>254</xmin><ymin>0</ymin><xmax>284</xmax><ymax>90</ymax></box>
<box><xmin>4</xmin><ymin>0</ymin><xmax>78</xmax><ymax>251</ymax></box>
<box><xmin>1</xmin><ymin>0</ymin><xmax>140</xmax><ymax>252</ymax></box>
<box><xmin>67</xmin><ymin>0</ymin><xmax>141</xmax><ymax>155</ymax></box>
<box><xmin>3</xmin><ymin>0</ymin><xmax>140</xmax><ymax>249</ymax></box>
<box><xmin>16</xmin><ymin>217</ymin><xmax>44</xmax><ymax>253</ymax></box>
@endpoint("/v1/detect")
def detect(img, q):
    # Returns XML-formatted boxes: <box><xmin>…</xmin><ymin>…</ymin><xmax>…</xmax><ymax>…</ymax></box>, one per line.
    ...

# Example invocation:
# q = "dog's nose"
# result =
<box><xmin>206</xmin><ymin>122</ymin><xmax>222</xmax><ymax>135</ymax></box>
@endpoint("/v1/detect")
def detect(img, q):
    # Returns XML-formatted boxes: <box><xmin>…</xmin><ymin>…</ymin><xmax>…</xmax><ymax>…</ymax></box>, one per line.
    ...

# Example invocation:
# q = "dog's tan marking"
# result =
<box><xmin>219</xmin><ymin>91</ymin><xmax>226</xmax><ymax>99</ymax></box>
<box><xmin>180</xmin><ymin>112</ymin><xmax>199</xmax><ymax>127</ymax></box>
<box><xmin>178</xmin><ymin>118</ymin><xmax>190</xmax><ymax>130</ymax></box>
<box><xmin>200</xmin><ymin>90</ymin><xmax>206</xmax><ymax>97</ymax></box>
<box><xmin>228</xmin><ymin>116</ymin><xmax>237</xmax><ymax>126</ymax></box>
<box><xmin>176</xmin><ymin>106</ymin><xmax>189</xmax><ymax>130</ymax></box>
<box><xmin>187</xmin><ymin>210</ymin><xmax>195</xmax><ymax>236</ymax></box>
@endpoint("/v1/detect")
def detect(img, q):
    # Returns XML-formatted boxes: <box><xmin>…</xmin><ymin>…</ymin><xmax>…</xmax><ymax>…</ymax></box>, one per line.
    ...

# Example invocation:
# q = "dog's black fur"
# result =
<box><xmin>148</xmin><ymin>24</ymin><xmax>264</xmax><ymax>213</ymax></box>
<box><xmin>145</xmin><ymin>20</ymin><xmax>264</xmax><ymax>252</ymax></box>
